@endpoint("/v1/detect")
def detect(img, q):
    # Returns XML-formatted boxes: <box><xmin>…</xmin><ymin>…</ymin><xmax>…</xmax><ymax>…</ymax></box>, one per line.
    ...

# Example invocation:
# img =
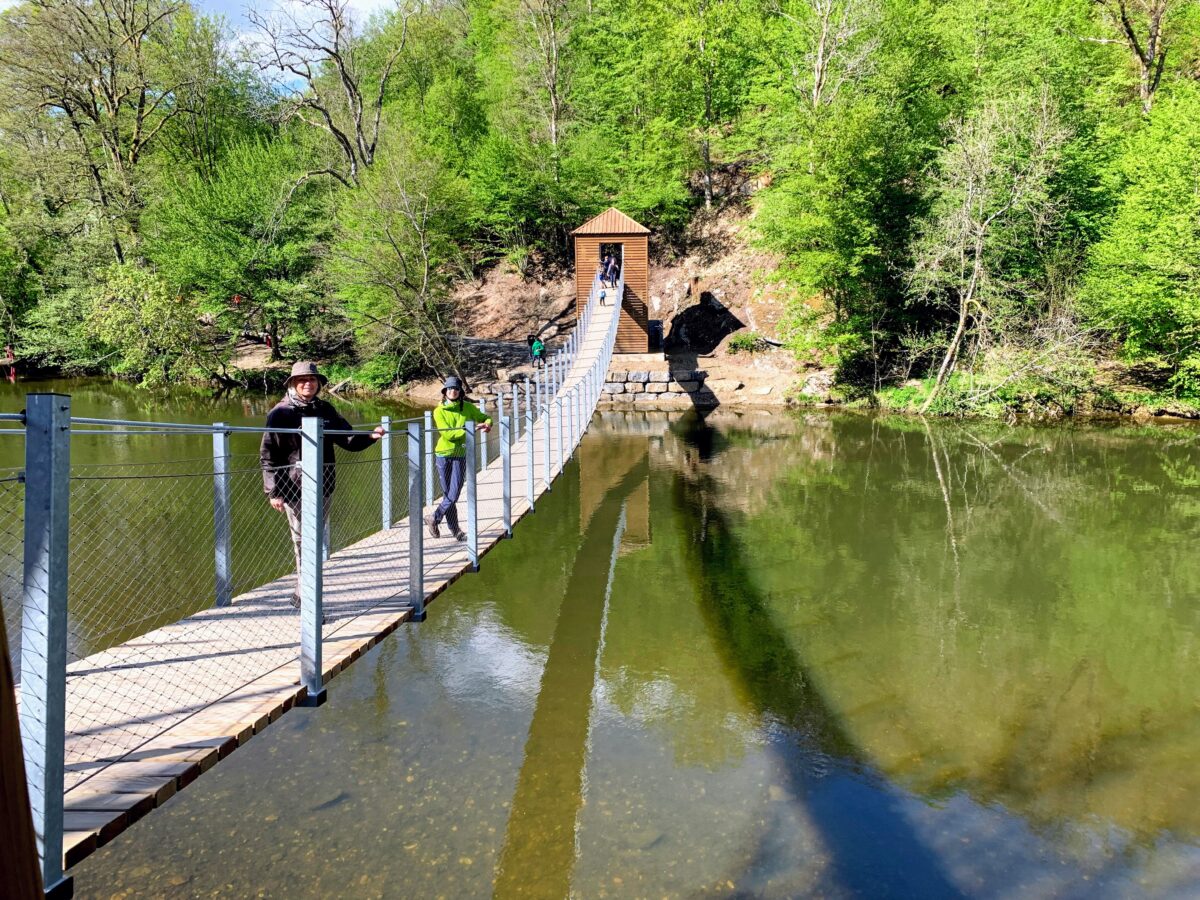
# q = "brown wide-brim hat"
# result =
<box><xmin>285</xmin><ymin>360</ymin><xmax>328</xmax><ymax>388</ymax></box>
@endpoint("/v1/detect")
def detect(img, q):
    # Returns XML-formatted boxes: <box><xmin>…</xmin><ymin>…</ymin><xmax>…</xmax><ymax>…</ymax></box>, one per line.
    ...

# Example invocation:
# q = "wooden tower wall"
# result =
<box><xmin>573</xmin><ymin>234</ymin><xmax>650</xmax><ymax>354</ymax></box>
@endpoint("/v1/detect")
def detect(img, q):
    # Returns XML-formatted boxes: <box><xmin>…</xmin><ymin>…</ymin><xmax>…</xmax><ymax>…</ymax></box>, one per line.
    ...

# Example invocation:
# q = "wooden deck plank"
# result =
<box><xmin>42</xmin><ymin>299</ymin><xmax>619</xmax><ymax>870</ymax></box>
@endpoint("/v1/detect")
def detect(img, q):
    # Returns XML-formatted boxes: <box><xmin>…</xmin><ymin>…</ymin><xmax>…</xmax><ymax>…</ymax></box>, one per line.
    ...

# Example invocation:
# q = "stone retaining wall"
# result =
<box><xmin>600</xmin><ymin>368</ymin><xmax>713</xmax><ymax>407</ymax></box>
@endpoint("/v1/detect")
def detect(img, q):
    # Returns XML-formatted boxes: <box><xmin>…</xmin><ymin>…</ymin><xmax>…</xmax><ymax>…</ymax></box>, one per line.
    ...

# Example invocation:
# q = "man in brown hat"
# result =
<box><xmin>260</xmin><ymin>361</ymin><xmax>385</xmax><ymax>606</ymax></box>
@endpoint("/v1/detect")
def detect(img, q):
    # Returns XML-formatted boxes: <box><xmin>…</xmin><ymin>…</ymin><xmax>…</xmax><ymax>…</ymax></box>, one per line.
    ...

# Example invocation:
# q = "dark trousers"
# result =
<box><xmin>434</xmin><ymin>455</ymin><xmax>466</xmax><ymax>532</ymax></box>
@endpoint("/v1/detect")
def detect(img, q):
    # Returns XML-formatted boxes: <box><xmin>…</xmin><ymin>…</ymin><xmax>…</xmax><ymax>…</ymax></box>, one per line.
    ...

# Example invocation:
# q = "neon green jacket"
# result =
<box><xmin>432</xmin><ymin>399</ymin><xmax>492</xmax><ymax>457</ymax></box>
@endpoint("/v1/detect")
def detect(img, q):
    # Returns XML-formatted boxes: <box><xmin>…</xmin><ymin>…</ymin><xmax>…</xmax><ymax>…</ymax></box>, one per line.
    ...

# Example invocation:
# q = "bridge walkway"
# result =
<box><xmin>45</xmin><ymin>289</ymin><xmax>621</xmax><ymax>869</ymax></box>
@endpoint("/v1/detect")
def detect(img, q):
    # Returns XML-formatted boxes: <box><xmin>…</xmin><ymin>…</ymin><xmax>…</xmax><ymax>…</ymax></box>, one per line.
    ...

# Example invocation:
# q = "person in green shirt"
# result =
<box><xmin>531</xmin><ymin>336</ymin><xmax>546</xmax><ymax>369</ymax></box>
<box><xmin>425</xmin><ymin>375</ymin><xmax>492</xmax><ymax>540</ymax></box>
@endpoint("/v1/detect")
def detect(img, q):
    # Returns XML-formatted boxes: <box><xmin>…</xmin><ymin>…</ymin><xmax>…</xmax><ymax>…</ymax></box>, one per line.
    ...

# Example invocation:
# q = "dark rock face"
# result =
<box><xmin>663</xmin><ymin>292</ymin><xmax>745</xmax><ymax>354</ymax></box>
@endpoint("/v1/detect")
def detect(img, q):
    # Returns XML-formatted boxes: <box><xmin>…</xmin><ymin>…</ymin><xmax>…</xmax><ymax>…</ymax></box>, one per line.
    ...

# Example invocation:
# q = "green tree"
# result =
<box><xmin>330</xmin><ymin>135</ymin><xmax>471</xmax><ymax>376</ymax></box>
<box><xmin>909</xmin><ymin>94</ymin><xmax>1069</xmax><ymax>412</ymax></box>
<box><xmin>1080</xmin><ymin>84</ymin><xmax>1200</xmax><ymax>392</ymax></box>
<box><xmin>84</xmin><ymin>264</ymin><xmax>213</xmax><ymax>384</ymax></box>
<box><xmin>148</xmin><ymin>139</ymin><xmax>331</xmax><ymax>360</ymax></box>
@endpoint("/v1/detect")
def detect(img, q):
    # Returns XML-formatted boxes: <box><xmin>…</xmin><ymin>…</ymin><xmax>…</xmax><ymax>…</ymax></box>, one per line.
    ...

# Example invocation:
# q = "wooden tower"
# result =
<box><xmin>571</xmin><ymin>208</ymin><xmax>651</xmax><ymax>353</ymax></box>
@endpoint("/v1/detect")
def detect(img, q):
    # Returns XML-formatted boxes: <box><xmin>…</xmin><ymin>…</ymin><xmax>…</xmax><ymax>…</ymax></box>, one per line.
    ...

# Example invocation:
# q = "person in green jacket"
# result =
<box><xmin>425</xmin><ymin>375</ymin><xmax>492</xmax><ymax>540</ymax></box>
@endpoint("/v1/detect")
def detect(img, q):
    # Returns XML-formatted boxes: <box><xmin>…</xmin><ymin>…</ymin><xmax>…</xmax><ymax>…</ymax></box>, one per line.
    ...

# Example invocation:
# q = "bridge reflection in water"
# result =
<box><xmin>64</xmin><ymin>408</ymin><xmax>1200</xmax><ymax>897</ymax></box>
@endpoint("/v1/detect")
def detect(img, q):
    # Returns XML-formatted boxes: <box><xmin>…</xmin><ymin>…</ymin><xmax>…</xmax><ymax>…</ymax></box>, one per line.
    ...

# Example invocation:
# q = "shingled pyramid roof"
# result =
<box><xmin>571</xmin><ymin>207</ymin><xmax>650</xmax><ymax>236</ymax></box>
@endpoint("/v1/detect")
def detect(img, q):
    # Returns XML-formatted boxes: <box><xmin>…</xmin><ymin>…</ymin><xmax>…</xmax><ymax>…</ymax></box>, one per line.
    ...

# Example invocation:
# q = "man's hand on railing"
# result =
<box><xmin>270</xmin><ymin>497</ymin><xmax>285</xmax><ymax>512</ymax></box>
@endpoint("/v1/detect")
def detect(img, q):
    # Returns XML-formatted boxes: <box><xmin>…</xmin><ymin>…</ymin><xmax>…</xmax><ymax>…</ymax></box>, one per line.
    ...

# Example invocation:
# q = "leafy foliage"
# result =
<box><xmin>0</xmin><ymin>0</ymin><xmax>1195</xmax><ymax>398</ymax></box>
<box><xmin>1080</xmin><ymin>84</ymin><xmax>1200</xmax><ymax>392</ymax></box>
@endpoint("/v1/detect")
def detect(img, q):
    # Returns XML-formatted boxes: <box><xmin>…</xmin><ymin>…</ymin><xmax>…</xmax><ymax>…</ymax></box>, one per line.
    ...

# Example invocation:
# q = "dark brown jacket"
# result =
<box><xmin>259</xmin><ymin>395</ymin><xmax>376</xmax><ymax>504</ymax></box>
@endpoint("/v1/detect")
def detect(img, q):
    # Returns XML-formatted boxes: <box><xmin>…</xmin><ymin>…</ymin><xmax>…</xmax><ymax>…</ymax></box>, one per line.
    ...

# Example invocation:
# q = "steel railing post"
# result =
<box><xmin>556</xmin><ymin>397</ymin><xmax>564</xmax><ymax>474</ymax></box>
<box><xmin>381</xmin><ymin>416</ymin><xmax>392</xmax><ymax>530</ymax></box>
<box><xmin>298</xmin><ymin>416</ymin><xmax>326</xmax><ymax>707</ymax></box>
<box><xmin>479</xmin><ymin>398</ymin><xmax>489</xmax><ymax>468</ymax></box>
<box><xmin>20</xmin><ymin>393</ymin><xmax>71</xmax><ymax>897</ymax></box>
<box><xmin>501</xmin><ymin>419</ymin><xmax>512</xmax><ymax>537</ymax></box>
<box><xmin>465</xmin><ymin>422</ymin><xmax>478</xmax><ymax>570</ymax></box>
<box><xmin>213</xmin><ymin>423</ymin><xmax>232</xmax><ymax>608</ymax></box>
<box><xmin>407</xmin><ymin>423</ymin><xmax>426</xmax><ymax>622</ymax></box>
<box><xmin>525</xmin><ymin>383</ymin><xmax>535</xmax><ymax>511</ymax></box>
<box><xmin>511</xmin><ymin>383</ymin><xmax>520</xmax><ymax>438</ymax></box>
<box><xmin>496</xmin><ymin>392</ymin><xmax>505</xmax><ymax>454</ymax></box>
<box><xmin>543</xmin><ymin>398</ymin><xmax>552</xmax><ymax>491</ymax></box>
<box><xmin>568</xmin><ymin>388</ymin><xmax>576</xmax><ymax>457</ymax></box>
<box><xmin>423</xmin><ymin>411</ymin><xmax>433</xmax><ymax>508</ymax></box>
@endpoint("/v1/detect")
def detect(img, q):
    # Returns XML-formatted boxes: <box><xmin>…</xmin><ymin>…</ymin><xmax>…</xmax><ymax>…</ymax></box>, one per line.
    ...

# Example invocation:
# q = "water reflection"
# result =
<box><xmin>496</xmin><ymin>459</ymin><xmax>647</xmax><ymax>897</ymax></box>
<box><xmin>69</xmin><ymin>405</ymin><xmax>1200</xmax><ymax>898</ymax></box>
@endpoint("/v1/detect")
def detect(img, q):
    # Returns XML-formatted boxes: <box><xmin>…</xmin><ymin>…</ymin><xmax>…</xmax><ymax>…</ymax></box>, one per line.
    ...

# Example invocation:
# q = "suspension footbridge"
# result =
<box><xmin>3</xmin><ymin>275</ymin><xmax>621</xmax><ymax>894</ymax></box>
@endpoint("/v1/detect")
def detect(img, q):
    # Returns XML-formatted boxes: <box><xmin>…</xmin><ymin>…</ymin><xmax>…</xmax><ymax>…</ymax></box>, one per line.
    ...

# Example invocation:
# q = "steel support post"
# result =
<box><xmin>407</xmin><ymin>423</ymin><xmax>426</xmax><ymax>622</ymax></box>
<box><xmin>500</xmin><ymin>419</ymin><xmax>512</xmax><ymax>537</ymax></box>
<box><xmin>496</xmin><ymin>392</ymin><xmax>505</xmax><ymax>453</ymax></box>
<box><xmin>298</xmin><ymin>416</ymin><xmax>326</xmax><ymax>707</ymax></box>
<box><xmin>511</xmin><ymin>383</ymin><xmax>520</xmax><ymax>438</ymax></box>
<box><xmin>556</xmin><ymin>397</ymin><xmax>564</xmax><ymax>474</ymax></box>
<box><xmin>423</xmin><ymin>411</ymin><xmax>433</xmax><ymax>507</ymax></box>
<box><xmin>464</xmin><ymin>422</ymin><xmax>478</xmax><ymax>570</ymax></box>
<box><xmin>568</xmin><ymin>388</ymin><xmax>576</xmax><ymax>457</ymax></box>
<box><xmin>381</xmin><ymin>416</ymin><xmax>392</xmax><ymax>530</ymax></box>
<box><xmin>543</xmin><ymin>397</ymin><xmax>552</xmax><ymax>491</ymax></box>
<box><xmin>20</xmin><ymin>394</ymin><xmax>71</xmax><ymax>898</ymax></box>
<box><xmin>525</xmin><ymin>384</ymin><xmax>535</xmax><ymax>511</ymax></box>
<box><xmin>479</xmin><ymin>398</ymin><xmax>489</xmax><ymax>467</ymax></box>
<box><xmin>213</xmin><ymin>424</ymin><xmax>232</xmax><ymax>608</ymax></box>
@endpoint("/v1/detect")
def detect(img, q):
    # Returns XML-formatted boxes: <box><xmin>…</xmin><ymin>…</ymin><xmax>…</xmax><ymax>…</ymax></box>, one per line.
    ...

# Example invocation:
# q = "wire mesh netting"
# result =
<box><xmin>63</xmin><ymin>453</ymin><xmax>301</xmax><ymax>785</ymax></box>
<box><xmin>59</xmin><ymin>429</ymin><xmax>417</xmax><ymax>789</ymax></box>
<box><xmin>321</xmin><ymin>440</ymin><xmax>412</xmax><ymax>625</ymax></box>
<box><xmin>0</xmin><ymin>465</ymin><xmax>25</xmax><ymax>677</ymax></box>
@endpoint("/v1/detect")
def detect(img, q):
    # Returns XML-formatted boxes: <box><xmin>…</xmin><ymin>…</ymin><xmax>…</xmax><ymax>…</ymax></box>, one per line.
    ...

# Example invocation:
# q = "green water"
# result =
<box><xmin>14</xmin><ymin>383</ymin><xmax>1200</xmax><ymax>897</ymax></box>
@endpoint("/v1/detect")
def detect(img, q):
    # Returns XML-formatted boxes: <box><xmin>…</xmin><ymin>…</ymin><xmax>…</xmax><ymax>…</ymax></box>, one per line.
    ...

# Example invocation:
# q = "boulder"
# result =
<box><xmin>604</xmin><ymin>382</ymin><xmax>626</xmax><ymax>394</ymax></box>
<box><xmin>800</xmin><ymin>370</ymin><xmax>835</xmax><ymax>400</ymax></box>
<box><xmin>707</xmin><ymin>378</ymin><xmax>744</xmax><ymax>392</ymax></box>
<box><xmin>677</xmin><ymin>380</ymin><xmax>701</xmax><ymax>392</ymax></box>
<box><xmin>751</xmin><ymin>385</ymin><xmax>773</xmax><ymax>396</ymax></box>
<box><xmin>627</xmin><ymin>371</ymin><xmax>650</xmax><ymax>383</ymax></box>
<box><xmin>627</xmin><ymin>383</ymin><xmax>644</xmax><ymax>393</ymax></box>
<box><xmin>608</xmin><ymin>370</ymin><xmax>627</xmax><ymax>382</ymax></box>
<box><xmin>646</xmin><ymin>382</ymin><xmax>669</xmax><ymax>393</ymax></box>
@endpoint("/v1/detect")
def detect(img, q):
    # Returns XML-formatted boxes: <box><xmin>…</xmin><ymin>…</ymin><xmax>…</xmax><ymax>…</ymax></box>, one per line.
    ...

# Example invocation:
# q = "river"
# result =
<box><xmin>4</xmin><ymin>379</ymin><xmax>1200</xmax><ymax>897</ymax></box>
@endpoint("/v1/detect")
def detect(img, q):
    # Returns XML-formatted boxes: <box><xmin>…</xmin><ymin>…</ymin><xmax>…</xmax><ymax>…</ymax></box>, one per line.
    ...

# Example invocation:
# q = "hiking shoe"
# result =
<box><xmin>290</xmin><ymin>592</ymin><xmax>301</xmax><ymax>609</ymax></box>
<box><xmin>454</xmin><ymin>530</ymin><xmax>468</xmax><ymax>542</ymax></box>
<box><xmin>424</xmin><ymin>513</ymin><xmax>440</xmax><ymax>538</ymax></box>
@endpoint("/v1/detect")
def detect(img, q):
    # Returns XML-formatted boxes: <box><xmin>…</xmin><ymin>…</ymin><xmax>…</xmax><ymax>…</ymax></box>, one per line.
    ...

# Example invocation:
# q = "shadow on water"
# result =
<box><xmin>493</xmin><ymin>455</ymin><xmax>650</xmax><ymax>898</ymax></box>
<box><xmin>670</xmin><ymin>410</ymin><xmax>966</xmax><ymax>899</ymax></box>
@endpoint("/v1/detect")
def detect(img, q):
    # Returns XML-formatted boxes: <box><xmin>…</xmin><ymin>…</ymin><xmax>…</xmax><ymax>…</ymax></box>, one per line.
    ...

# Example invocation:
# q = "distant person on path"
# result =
<box><xmin>606</xmin><ymin>254</ymin><xmax>619</xmax><ymax>287</ymax></box>
<box><xmin>599</xmin><ymin>288</ymin><xmax>607</xmax><ymax>306</ymax></box>
<box><xmin>532</xmin><ymin>335</ymin><xmax>546</xmax><ymax>368</ymax></box>
<box><xmin>426</xmin><ymin>376</ymin><xmax>492</xmax><ymax>541</ymax></box>
<box><xmin>260</xmin><ymin>361</ymin><xmax>385</xmax><ymax>607</ymax></box>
